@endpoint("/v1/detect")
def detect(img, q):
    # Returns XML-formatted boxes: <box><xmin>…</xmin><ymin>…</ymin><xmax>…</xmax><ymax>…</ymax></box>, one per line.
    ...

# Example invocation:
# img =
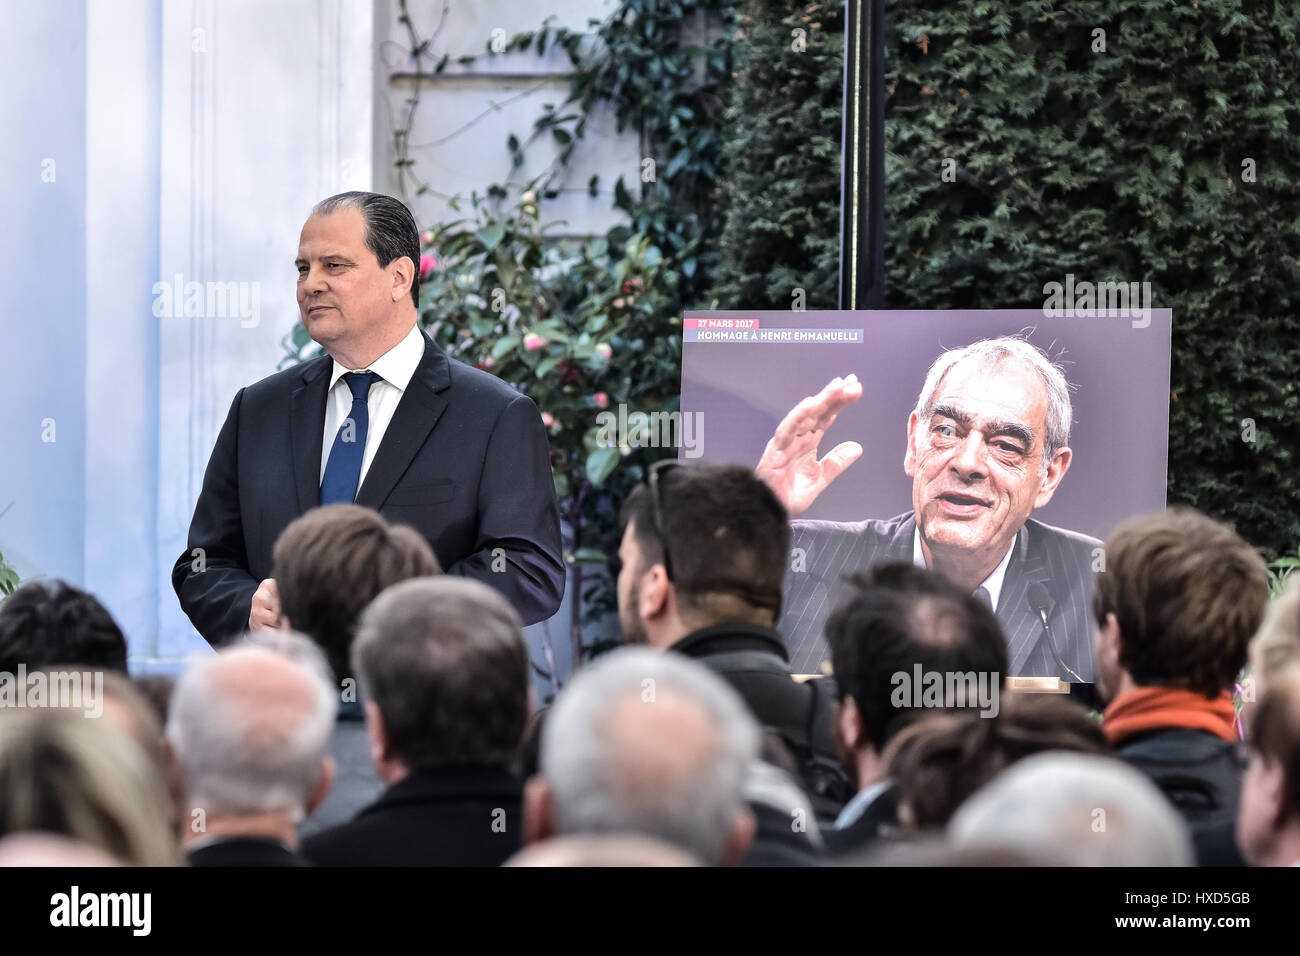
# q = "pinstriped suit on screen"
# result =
<box><xmin>781</xmin><ymin>512</ymin><xmax>1101</xmax><ymax>679</ymax></box>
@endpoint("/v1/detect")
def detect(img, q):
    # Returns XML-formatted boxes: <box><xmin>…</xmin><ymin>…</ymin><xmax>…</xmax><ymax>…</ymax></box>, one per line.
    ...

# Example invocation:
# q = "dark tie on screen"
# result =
<box><xmin>973</xmin><ymin>585</ymin><xmax>993</xmax><ymax>610</ymax></box>
<box><xmin>319</xmin><ymin>371</ymin><xmax>382</xmax><ymax>505</ymax></box>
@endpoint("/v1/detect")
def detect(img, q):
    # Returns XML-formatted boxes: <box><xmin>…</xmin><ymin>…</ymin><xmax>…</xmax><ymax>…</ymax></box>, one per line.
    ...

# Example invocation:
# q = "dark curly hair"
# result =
<box><xmin>0</xmin><ymin>580</ymin><xmax>128</xmax><ymax>674</ymax></box>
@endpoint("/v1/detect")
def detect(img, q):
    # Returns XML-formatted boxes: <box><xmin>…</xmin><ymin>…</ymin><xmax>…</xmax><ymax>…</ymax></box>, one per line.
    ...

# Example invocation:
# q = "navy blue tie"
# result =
<box><xmin>320</xmin><ymin>371</ymin><xmax>382</xmax><ymax>505</ymax></box>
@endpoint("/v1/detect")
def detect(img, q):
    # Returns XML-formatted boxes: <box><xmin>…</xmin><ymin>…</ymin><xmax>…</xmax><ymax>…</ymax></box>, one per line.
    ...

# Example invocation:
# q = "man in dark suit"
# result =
<box><xmin>757</xmin><ymin>336</ymin><xmax>1100</xmax><ymax>680</ymax></box>
<box><xmin>302</xmin><ymin>577</ymin><xmax>530</xmax><ymax>867</ymax></box>
<box><xmin>172</xmin><ymin>191</ymin><xmax>564</xmax><ymax>645</ymax></box>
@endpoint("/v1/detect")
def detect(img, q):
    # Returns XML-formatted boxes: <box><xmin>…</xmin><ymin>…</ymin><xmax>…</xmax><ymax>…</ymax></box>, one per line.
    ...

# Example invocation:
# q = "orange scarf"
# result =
<box><xmin>1102</xmin><ymin>686</ymin><xmax>1237</xmax><ymax>745</ymax></box>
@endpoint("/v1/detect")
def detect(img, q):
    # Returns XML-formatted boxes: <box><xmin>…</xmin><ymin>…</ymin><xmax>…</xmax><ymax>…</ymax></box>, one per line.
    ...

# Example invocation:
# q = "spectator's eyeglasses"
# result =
<box><xmin>645</xmin><ymin>458</ymin><xmax>681</xmax><ymax>581</ymax></box>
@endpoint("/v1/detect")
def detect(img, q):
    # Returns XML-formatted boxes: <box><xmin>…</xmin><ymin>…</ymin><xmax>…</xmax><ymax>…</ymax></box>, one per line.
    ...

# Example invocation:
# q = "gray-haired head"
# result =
<box><xmin>311</xmin><ymin>191</ymin><xmax>421</xmax><ymax>308</ymax></box>
<box><xmin>913</xmin><ymin>336</ymin><xmax>1074</xmax><ymax>475</ymax></box>
<box><xmin>351</xmin><ymin>576</ymin><xmax>529</xmax><ymax>771</ymax></box>
<box><xmin>165</xmin><ymin>632</ymin><xmax>337</xmax><ymax>821</ymax></box>
<box><xmin>948</xmin><ymin>751</ymin><xmax>1194</xmax><ymax>866</ymax></box>
<box><xmin>540</xmin><ymin>646</ymin><xmax>761</xmax><ymax>866</ymax></box>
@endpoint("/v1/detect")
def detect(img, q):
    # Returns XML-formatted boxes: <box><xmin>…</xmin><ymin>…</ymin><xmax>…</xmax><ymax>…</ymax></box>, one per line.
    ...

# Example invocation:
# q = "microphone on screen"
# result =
<box><xmin>1028</xmin><ymin>582</ymin><xmax>1084</xmax><ymax>684</ymax></box>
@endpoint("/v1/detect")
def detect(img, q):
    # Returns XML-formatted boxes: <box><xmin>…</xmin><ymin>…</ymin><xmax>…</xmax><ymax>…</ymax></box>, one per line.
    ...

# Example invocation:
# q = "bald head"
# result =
<box><xmin>534</xmin><ymin>647</ymin><xmax>760</xmax><ymax>866</ymax></box>
<box><xmin>603</xmin><ymin>691</ymin><xmax>724</xmax><ymax>810</ymax></box>
<box><xmin>166</xmin><ymin>634</ymin><xmax>336</xmax><ymax>820</ymax></box>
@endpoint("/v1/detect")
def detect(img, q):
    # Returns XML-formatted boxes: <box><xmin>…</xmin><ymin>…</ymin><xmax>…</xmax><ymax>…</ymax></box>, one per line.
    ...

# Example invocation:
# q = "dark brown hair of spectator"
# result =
<box><xmin>619</xmin><ymin>463</ymin><xmax>790</xmax><ymax>624</ymax></box>
<box><xmin>272</xmin><ymin>504</ymin><xmax>440</xmax><ymax>684</ymax></box>
<box><xmin>0</xmin><ymin>580</ymin><xmax>128</xmax><ymax>674</ymax></box>
<box><xmin>883</xmin><ymin>693</ymin><xmax>1107</xmax><ymax>830</ymax></box>
<box><xmin>1092</xmin><ymin>508</ymin><xmax>1269</xmax><ymax>696</ymax></box>
<box><xmin>826</xmin><ymin>562</ymin><xmax>1009</xmax><ymax>753</ymax></box>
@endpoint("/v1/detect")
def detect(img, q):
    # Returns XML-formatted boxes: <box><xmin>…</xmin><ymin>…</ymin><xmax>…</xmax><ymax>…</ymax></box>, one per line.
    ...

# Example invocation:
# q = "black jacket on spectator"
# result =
<box><xmin>302</xmin><ymin>766</ymin><xmax>522</xmax><ymax>867</ymax></box>
<box><xmin>668</xmin><ymin>622</ymin><xmax>852</xmax><ymax>821</ymax></box>
<box><xmin>187</xmin><ymin>837</ymin><xmax>311</xmax><ymax>867</ymax></box>
<box><xmin>821</xmin><ymin>781</ymin><xmax>901</xmax><ymax>858</ymax></box>
<box><xmin>1115</xmin><ymin>728</ymin><xmax>1247</xmax><ymax>866</ymax></box>
<box><xmin>742</xmin><ymin>800</ymin><xmax>823</xmax><ymax>867</ymax></box>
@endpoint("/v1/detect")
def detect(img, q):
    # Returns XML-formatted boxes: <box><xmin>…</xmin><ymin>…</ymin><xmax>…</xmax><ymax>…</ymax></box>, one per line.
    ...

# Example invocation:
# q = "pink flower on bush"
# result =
<box><xmin>419</xmin><ymin>254</ymin><xmax>437</xmax><ymax>279</ymax></box>
<box><xmin>595</xmin><ymin>342</ymin><xmax>612</xmax><ymax>360</ymax></box>
<box><xmin>593</xmin><ymin>392</ymin><xmax>609</xmax><ymax>409</ymax></box>
<box><xmin>420</xmin><ymin>230</ymin><xmax>434</xmax><ymax>245</ymax></box>
<box><xmin>541</xmin><ymin>412</ymin><xmax>555</xmax><ymax>428</ymax></box>
<box><xmin>523</xmin><ymin>332</ymin><xmax>548</xmax><ymax>351</ymax></box>
<box><xmin>481</xmin><ymin>355</ymin><xmax>495</xmax><ymax>368</ymax></box>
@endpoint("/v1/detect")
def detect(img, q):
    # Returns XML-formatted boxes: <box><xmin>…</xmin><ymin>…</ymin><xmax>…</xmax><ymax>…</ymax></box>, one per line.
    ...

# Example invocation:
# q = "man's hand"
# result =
<box><xmin>755</xmin><ymin>375</ymin><xmax>864</xmax><ymax>518</ymax></box>
<box><xmin>249</xmin><ymin>578</ymin><xmax>281</xmax><ymax>631</ymax></box>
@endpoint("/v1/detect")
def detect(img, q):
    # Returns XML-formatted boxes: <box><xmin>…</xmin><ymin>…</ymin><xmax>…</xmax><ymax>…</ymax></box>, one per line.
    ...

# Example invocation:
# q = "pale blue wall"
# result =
<box><xmin>0</xmin><ymin>0</ymin><xmax>89</xmax><ymax>594</ymax></box>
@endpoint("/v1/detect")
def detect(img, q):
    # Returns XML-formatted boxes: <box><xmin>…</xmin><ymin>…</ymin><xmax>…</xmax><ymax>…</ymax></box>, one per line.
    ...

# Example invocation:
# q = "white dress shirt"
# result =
<box><xmin>912</xmin><ymin>527</ymin><xmax>1015</xmax><ymax>611</ymax></box>
<box><xmin>319</xmin><ymin>323</ymin><xmax>426</xmax><ymax>491</ymax></box>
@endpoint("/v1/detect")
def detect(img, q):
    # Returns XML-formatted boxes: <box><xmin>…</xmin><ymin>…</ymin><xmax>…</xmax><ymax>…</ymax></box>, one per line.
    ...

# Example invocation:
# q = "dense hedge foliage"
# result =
<box><xmin>713</xmin><ymin>0</ymin><xmax>1300</xmax><ymax>557</ymax></box>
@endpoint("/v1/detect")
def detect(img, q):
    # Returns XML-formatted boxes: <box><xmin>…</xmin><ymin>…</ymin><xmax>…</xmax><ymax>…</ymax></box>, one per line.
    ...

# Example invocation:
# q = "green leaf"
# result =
<box><xmin>477</xmin><ymin>222</ymin><xmax>507</xmax><ymax>251</ymax></box>
<box><xmin>491</xmin><ymin>335</ymin><xmax>520</xmax><ymax>359</ymax></box>
<box><xmin>586</xmin><ymin>446</ymin><xmax>621</xmax><ymax>487</ymax></box>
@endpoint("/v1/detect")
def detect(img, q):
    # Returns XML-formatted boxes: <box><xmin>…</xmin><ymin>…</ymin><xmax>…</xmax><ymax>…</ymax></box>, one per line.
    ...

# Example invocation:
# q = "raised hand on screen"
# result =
<box><xmin>755</xmin><ymin>375</ymin><xmax>864</xmax><ymax>518</ymax></box>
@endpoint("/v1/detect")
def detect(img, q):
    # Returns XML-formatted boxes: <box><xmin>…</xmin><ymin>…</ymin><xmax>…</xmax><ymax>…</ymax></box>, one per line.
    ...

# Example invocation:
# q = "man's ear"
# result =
<box><xmin>1261</xmin><ymin>760</ymin><xmax>1289</xmax><ymax>832</ymax></box>
<box><xmin>391</xmin><ymin>256</ymin><xmax>415</xmax><ymax>303</ymax></box>
<box><xmin>904</xmin><ymin>411</ymin><xmax>921</xmax><ymax>478</ymax></box>
<box><xmin>837</xmin><ymin>694</ymin><xmax>864</xmax><ymax>753</ymax></box>
<box><xmin>522</xmin><ymin>775</ymin><xmax>554</xmax><ymax>846</ymax></box>
<box><xmin>1101</xmin><ymin>611</ymin><xmax>1122</xmax><ymax>666</ymax></box>
<box><xmin>718</xmin><ymin>808</ymin><xmax>757</xmax><ymax>867</ymax></box>
<box><xmin>305</xmin><ymin>756</ymin><xmax>336</xmax><ymax>815</ymax></box>
<box><xmin>1032</xmin><ymin>446</ymin><xmax>1073</xmax><ymax>508</ymax></box>
<box><xmin>363</xmin><ymin>700</ymin><xmax>392</xmax><ymax>768</ymax></box>
<box><xmin>639</xmin><ymin>563</ymin><xmax>672</xmax><ymax>623</ymax></box>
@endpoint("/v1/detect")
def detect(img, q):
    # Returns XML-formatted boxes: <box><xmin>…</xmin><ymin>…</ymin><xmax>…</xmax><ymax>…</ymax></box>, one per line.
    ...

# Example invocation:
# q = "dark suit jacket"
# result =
<box><xmin>172</xmin><ymin>329</ymin><xmax>565</xmax><ymax>644</ymax></box>
<box><xmin>186</xmin><ymin>836</ymin><xmax>311</xmax><ymax>867</ymax></box>
<box><xmin>782</xmin><ymin>512</ymin><xmax>1100</xmax><ymax>680</ymax></box>
<box><xmin>302</xmin><ymin>766</ymin><xmax>523</xmax><ymax>867</ymax></box>
<box><xmin>821</xmin><ymin>780</ymin><xmax>901</xmax><ymax>858</ymax></box>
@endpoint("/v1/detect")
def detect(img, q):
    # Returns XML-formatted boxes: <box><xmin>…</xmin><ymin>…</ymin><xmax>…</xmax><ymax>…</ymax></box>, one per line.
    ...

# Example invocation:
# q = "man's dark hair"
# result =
<box><xmin>352</xmin><ymin>577</ymin><xmax>529</xmax><ymax>771</ymax></box>
<box><xmin>272</xmin><ymin>504</ymin><xmax>440</xmax><ymax>684</ymax></box>
<box><xmin>0</xmin><ymin>580</ymin><xmax>128</xmax><ymax>674</ymax></box>
<box><xmin>825</xmin><ymin>563</ymin><xmax>1009</xmax><ymax>753</ymax></box>
<box><xmin>1092</xmin><ymin>508</ymin><xmax>1269</xmax><ymax>696</ymax></box>
<box><xmin>619</xmin><ymin>463</ymin><xmax>790</xmax><ymax>622</ymax></box>
<box><xmin>312</xmin><ymin>191</ymin><xmax>422</xmax><ymax>308</ymax></box>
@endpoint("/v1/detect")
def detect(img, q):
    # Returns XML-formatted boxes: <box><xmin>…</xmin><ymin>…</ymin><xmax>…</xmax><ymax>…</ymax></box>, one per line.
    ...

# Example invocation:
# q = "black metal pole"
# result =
<box><xmin>838</xmin><ymin>0</ymin><xmax>886</xmax><ymax>310</ymax></box>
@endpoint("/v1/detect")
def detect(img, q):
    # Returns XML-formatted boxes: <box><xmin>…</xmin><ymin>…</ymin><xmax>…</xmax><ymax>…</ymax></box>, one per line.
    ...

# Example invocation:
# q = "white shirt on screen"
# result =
<box><xmin>912</xmin><ymin>528</ymin><xmax>1015</xmax><ymax>611</ymax></box>
<box><xmin>319</xmin><ymin>322</ymin><xmax>425</xmax><ymax>491</ymax></box>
